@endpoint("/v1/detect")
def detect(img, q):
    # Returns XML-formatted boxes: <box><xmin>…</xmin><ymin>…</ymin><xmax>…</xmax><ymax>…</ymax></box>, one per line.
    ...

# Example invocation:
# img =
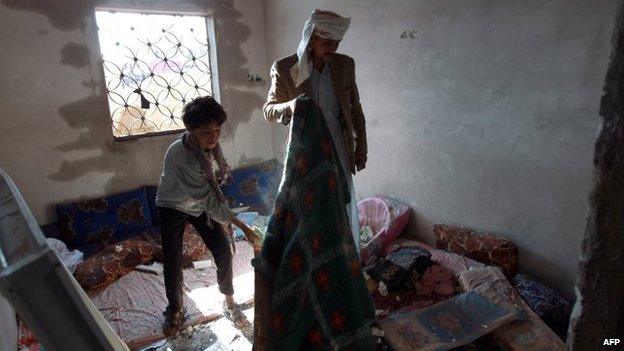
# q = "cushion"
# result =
<box><xmin>433</xmin><ymin>224</ymin><xmax>519</xmax><ymax>276</ymax></box>
<box><xmin>153</xmin><ymin>224</ymin><xmax>208</xmax><ymax>267</ymax></box>
<box><xmin>73</xmin><ymin>235</ymin><xmax>158</xmax><ymax>291</ymax></box>
<box><xmin>220</xmin><ymin>159</ymin><xmax>282</xmax><ymax>215</ymax></box>
<box><xmin>358</xmin><ymin>196</ymin><xmax>411</xmax><ymax>264</ymax></box>
<box><xmin>56</xmin><ymin>188</ymin><xmax>153</xmax><ymax>249</ymax></box>
<box><xmin>512</xmin><ymin>274</ymin><xmax>572</xmax><ymax>338</ymax></box>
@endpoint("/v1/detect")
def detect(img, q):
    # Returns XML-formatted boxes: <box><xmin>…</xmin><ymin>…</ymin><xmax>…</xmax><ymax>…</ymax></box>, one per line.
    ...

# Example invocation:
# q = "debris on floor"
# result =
<box><xmin>139</xmin><ymin>304</ymin><xmax>254</xmax><ymax>351</ymax></box>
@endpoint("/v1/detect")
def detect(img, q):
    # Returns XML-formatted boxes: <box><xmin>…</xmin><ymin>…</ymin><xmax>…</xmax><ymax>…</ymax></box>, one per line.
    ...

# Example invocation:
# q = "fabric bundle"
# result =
<box><xmin>253</xmin><ymin>97</ymin><xmax>375</xmax><ymax>350</ymax></box>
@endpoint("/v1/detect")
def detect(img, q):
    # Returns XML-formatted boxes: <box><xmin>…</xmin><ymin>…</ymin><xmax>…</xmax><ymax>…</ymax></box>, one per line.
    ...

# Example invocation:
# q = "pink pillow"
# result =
<box><xmin>358</xmin><ymin>196</ymin><xmax>411</xmax><ymax>264</ymax></box>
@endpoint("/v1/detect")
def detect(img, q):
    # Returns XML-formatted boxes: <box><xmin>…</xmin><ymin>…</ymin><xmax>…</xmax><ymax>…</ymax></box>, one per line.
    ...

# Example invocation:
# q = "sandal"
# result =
<box><xmin>162</xmin><ymin>307</ymin><xmax>186</xmax><ymax>336</ymax></box>
<box><xmin>222</xmin><ymin>301</ymin><xmax>248</xmax><ymax>328</ymax></box>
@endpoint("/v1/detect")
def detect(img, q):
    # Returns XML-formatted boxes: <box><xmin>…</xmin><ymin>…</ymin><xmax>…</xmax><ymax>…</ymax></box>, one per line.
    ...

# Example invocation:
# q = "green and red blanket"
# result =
<box><xmin>253</xmin><ymin>98</ymin><xmax>375</xmax><ymax>350</ymax></box>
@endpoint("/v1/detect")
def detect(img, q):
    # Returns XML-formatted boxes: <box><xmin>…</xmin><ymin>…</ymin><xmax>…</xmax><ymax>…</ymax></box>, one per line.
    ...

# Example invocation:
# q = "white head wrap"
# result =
<box><xmin>291</xmin><ymin>9</ymin><xmax>351</xmax><ymax>87</ymax></box>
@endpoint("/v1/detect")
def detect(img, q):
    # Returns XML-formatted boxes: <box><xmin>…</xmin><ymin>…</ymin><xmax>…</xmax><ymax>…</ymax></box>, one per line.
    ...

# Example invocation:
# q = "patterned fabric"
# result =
<box><xmin>221</xmin><ymin>159</ymin><xmax>282</xmax><ymax>215</ymax></box>
<box><xmin>56</xmin><ymin>188</ymin><xmax>153</xmax><ymax>249</ymax></box>
<box><xmin>512</xmin><ymin>274</ymin><xmax>572</xmax><ymax>338</ymax></box>
<box><xmin>153</xmin><ymin>223</ymin><xmax>208</xmax><ymax>267</ymax></box>
<box><xmin>433</xmin><ymin>224</ymin><xmax>519</xmax><ymax>276</ymax></box>
<box><xmin>17</xmin><ymin>318</ymin><xmax>42</xmax><ymax>351</ymax></box>
<box><xmin>253</xmin><ymin>98</ymin><xmax>375</xmax><ymax>350</ymax></box>
<box><xmin>459</xmin><ymin>267</ymin><xmax>565</xmax><ymax>351</ymax></box>
<box><xmin>370</xmin><ymin>263</ymin><xmax>457</xmax><ymax>314</ymax></box>
<box><xmin>74</xmin><ymin>235</ymin><xmax>158</xmax><ymax>291</ymax></box>
<box><xmin>377</xmin><ymin>290</ymin><xmax>521</xmax><ymax>351</ymax></box>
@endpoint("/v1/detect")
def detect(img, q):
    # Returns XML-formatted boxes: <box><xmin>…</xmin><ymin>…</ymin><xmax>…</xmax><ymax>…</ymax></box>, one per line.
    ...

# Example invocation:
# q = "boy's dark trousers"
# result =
<box><xmin>158</xmin><ymin>206</ymin><xmax>234</xmax><ymax>315</ymax></box>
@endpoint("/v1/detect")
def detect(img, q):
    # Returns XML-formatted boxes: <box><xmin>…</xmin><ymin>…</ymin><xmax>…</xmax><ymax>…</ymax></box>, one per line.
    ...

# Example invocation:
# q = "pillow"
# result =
<box><xmin>358</xmin><ymin>196</ymin><xmax>411</xmax><ymax>264</ymax></box>
<box><xmin>56</xmin><ymin>188</ymin><xmax>153</xmax><ymax>249</ymax></box>
<box><xmin>221</xmin><ymin>159</ymin><xmax>282</xmax><ymax>215</ymax></box>
<box><xmin>73</xmin><ymin>236</ymin><xmax>158</xmax><ymax>291</ymax></box>
<box><xmin>153</xmin><ymin>224</ymin><xmax>208</xmax><ymax>267</ymax></box>
<box><xmin>432</xmin><ymin>224</ymin><xmax>519</xmax><ymax>276</ymax></box>
<box><xmin>512</xmin><ymin>274</ymin><xmax>572</xmax><ymax>338</ymax></box>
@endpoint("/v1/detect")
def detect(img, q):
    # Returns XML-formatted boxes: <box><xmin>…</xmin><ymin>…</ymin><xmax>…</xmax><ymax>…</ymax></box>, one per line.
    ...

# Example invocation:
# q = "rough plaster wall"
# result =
<box><xmin>0</xmin><ymin>0</ymin><xmax>271</xmax><ymax>224</ymax></box>
<box><xmin>262</xmin><ymin>0</ymin><xmax>616</xmax><ymax>297</ymax></box>
<box><xmin>568</xmin><ymin>1</ymin><xmax>624</xmax><ymax>346</ymax></box>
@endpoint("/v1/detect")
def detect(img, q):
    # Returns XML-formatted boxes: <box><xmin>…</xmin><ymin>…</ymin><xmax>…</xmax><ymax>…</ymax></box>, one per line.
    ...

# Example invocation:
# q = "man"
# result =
<box><xmin>264</xmin><ymin>9</ymin><xmax>367</xmax><ymax>248</ymax></box>
<box><xmin>156</xmin><ymin>96</ymin><xmax>259</xmax><ymax>335</ymax></box>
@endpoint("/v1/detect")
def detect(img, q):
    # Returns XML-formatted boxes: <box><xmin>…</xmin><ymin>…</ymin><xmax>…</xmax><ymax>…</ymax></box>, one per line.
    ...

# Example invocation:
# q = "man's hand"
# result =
<box><xmin>288</xmin><ymin>97</ymin><xmax>298</xmax><ymax>116</ymax></box>
<box><xmin>284</xmin><ymin>94</ymin><xmax>307</xmax><ymax>125</ymax></box>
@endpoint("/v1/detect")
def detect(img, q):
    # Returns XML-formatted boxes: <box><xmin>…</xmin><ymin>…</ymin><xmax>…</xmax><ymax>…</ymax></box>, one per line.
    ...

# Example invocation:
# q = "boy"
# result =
<box><xmin>156</xmin><ymin>96</ymin><xmax>259</xmax><ymax>335</ymax></box>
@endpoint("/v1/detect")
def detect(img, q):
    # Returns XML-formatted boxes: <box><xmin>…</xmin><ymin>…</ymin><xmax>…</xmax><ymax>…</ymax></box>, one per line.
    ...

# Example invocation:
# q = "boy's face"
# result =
<box><xmin>190</xmin><ymin>122</ymin><xmax>221</xmax><ymax>150</ymax></box>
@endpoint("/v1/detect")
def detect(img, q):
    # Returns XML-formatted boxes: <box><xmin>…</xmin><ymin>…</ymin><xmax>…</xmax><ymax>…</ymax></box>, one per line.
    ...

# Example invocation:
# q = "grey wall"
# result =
<box><xmin>0</xmin><ymin>0</ymin><xmax>272</xmax><ymax>224</ymax></box>
<box><xmin>262</xmin><ymin>0</ymin><xmax>617</xmax><ymax>297</ymax></box>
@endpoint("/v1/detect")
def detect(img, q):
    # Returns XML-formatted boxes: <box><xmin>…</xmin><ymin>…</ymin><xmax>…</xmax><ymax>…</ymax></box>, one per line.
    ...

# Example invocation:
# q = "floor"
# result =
<box><xmin>140</xmin><ymin>305</ymin><xmax>255</xmax><ymax>351</ymax></box>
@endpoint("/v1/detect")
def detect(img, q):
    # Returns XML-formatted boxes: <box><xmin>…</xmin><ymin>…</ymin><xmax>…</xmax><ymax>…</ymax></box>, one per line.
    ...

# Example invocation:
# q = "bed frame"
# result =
<box><xmin>0</xmin><ymin>168</ymin><xmax>128</xmax><ymax>351</ymax></box>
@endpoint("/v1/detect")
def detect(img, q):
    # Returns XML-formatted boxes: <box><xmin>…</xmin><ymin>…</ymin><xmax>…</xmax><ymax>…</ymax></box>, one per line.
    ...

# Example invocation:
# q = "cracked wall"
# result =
<box><xmin>262</xmin><ymin>0</ymin><xmax>617</xmax><ymax>297</ymax></box>
<box><xmin>0</xmin><ymin>0</ymin><xmax>272</xmax><ymax>224</ymax></box>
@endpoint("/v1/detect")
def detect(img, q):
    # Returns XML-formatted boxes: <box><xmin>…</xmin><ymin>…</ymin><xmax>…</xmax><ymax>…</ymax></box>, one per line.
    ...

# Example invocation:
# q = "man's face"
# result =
<box><xmin>310</xmin><ymin>35</ymin><xmax>340</xmax><ymax>62</ymax></box>
<box><xmin>189</xmin><ymin>122</ymin><xmax>221</xmax><ymax>150</ymax></box>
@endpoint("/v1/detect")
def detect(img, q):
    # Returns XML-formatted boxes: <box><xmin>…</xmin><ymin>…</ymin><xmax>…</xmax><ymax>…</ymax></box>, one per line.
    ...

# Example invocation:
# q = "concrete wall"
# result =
<box><xmin>262</xmin><ymin>0</ymin><xmax>617</xmax><ymax>297</ymax></box>
<box><xmin>0</xmin><ymin>0</ymin><xmax>272</xmax><ymax>224</ymax></box>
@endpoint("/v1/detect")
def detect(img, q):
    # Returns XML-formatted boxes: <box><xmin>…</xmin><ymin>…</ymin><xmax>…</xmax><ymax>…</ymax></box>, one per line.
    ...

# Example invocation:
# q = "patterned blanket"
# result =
<box><xmin>253</xmin><ymin>98</ymin><xmax>375</xmax><ymax>350</ymax></box>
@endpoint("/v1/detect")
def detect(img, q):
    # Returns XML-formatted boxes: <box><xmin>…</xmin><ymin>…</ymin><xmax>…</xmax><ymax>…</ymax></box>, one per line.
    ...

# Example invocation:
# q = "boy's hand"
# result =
<box><xmin>242</xmin><ymin>226</ymin><xmax>262</xmax><ymax>252</ymax></box>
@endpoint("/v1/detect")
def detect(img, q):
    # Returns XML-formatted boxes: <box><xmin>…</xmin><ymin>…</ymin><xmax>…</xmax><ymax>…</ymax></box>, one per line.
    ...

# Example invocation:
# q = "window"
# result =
<box><xmin>94</xmin><ymin>11</ymin><xmax>216</xmax><ymax>139</ymax></box>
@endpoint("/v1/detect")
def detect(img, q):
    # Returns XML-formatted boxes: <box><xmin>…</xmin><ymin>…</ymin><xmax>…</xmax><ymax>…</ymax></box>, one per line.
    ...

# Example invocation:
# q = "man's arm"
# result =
<box><xmin>263</xmin><ymin>61</ymin><xmax>295</xmax><ymax>125</ymax></box>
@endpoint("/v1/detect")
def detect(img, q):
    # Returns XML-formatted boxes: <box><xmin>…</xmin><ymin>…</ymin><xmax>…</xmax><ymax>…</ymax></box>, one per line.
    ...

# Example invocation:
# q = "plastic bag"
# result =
<box><xmin>358</xmin><ymin>196</ymin><xmax>411</xmax><ymax>264</ymax></box>
<box><xmin>46</xmin><ymin>238</ymin><xmax>84</xmax><ymax>273</ymax></box>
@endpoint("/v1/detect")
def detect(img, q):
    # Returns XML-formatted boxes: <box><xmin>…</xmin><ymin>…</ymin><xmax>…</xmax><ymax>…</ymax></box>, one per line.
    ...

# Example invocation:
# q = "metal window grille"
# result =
<box><xmin>94</xmin><ymin>11</ymin><xmax>214</xmax><ymax>139</ymax></box>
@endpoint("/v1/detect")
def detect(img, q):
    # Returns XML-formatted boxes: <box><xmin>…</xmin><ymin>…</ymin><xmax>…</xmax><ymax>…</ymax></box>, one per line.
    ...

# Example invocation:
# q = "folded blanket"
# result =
<box><xmin>253</xmin><ymin>97</ymin><xmax>375</xmax><ymax>350</ymax></box>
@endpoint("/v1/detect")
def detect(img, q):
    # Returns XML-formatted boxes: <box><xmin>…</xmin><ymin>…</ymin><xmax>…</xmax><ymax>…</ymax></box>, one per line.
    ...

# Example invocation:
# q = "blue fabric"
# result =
<box><xmin>512</xmin><ymin>274</ymin><xmax>572</xmax><ymax>338</ymax></box>
<box><xmin>55</xmin><ymin>188</ymin><xmax>153</xmax><ymax>249</ymax></box>
<box><xmin>221</xmin><ymin>159</ymin><xmax>282</xmax><ymax>215</ymax></box>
